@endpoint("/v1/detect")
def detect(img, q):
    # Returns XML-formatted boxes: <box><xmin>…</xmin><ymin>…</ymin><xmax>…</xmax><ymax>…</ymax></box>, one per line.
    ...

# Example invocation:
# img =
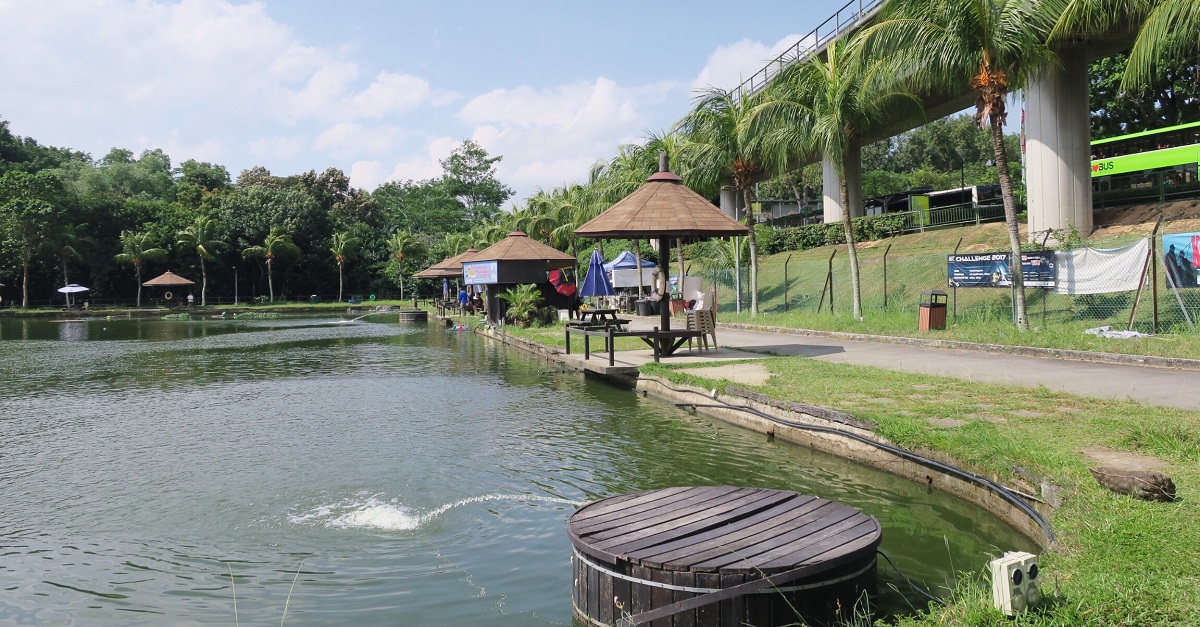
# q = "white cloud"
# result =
<box><xmin>314</xmin><ymin>123</ymin><xmax>408</xmax><ymax>159</ymax></box>
<box><xmin>691</xmin><ymin>34</ymin><xmax>812</xmax><ymax>93</ymax></box>
<box><xmin>456</xmin><ymin>78</ymin><xmax>678</xmax><ymax>201</ymax></box>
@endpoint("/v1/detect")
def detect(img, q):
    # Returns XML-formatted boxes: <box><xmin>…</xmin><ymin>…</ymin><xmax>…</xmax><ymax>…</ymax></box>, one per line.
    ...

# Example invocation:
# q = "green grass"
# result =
<box><xmin>637</xmin><ymin>357</ymin><xmax>1200</xmax><ymax>626</ymax></box>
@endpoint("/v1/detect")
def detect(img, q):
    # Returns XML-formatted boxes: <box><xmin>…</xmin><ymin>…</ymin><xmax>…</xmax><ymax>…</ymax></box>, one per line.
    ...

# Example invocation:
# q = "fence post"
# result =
<box><xmin>784</xmin><ymin>254</ymin><xmax>793</xmax><ymax>313</ymax></box>
<box><xmin>951</xmin><ymin>237</ymin><xmax>963</xmax><ymax>321</ymax></box>
<box><xmin>882</xmin><ymin>242</ymin><xmax>892</xmax><ymax>309</ymax></box>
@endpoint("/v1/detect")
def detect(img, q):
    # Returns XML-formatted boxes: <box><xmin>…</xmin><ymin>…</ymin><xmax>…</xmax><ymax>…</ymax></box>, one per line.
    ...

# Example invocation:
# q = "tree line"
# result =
<box><xmin>3</xmin><ymin>0</ymin><xmax>1194</xmax><ymax>327</ymax></box>
<box><xmin>0</xmin><ymin>133</ymin><xmax>513</xmax><ymax>308</ymax></box>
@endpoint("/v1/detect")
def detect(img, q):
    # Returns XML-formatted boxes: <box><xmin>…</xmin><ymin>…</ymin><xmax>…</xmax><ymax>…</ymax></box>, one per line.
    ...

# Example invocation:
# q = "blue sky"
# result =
<box><xmin>1</xmin><ymin>0</ymin><xmax>864</xmax><ymax>203</ymax></box>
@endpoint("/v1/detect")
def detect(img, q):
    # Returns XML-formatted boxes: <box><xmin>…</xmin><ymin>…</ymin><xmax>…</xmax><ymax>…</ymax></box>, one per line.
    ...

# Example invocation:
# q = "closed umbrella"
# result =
<box><xmin>579</xmin><ymin>249</ymin><xmax>614</xmax><ymax>299</ymax></box>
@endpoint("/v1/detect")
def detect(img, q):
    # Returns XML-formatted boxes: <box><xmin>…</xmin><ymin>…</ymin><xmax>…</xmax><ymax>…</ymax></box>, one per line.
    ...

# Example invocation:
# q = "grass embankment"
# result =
<box><xmin>710</xmin><ymin>211</ymin><xmax>1200</xmax><ymax>359</ymax></box>
<box><xmin>493</xmin><ymin>318</ymin><xmax>1200</xmax><ymax>625</ymax></box>
<box><xmin>643</xmin><ymin>358</ymin><xmax>1199</xmax><ymax>626</ymax></box>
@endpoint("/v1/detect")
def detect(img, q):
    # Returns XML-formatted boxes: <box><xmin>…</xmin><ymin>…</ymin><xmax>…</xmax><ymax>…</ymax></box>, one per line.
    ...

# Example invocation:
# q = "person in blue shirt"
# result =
<box><xmin>458</xmin><ymin>287</ymin><xmax>469</xmax><ymax>314</ymax></box>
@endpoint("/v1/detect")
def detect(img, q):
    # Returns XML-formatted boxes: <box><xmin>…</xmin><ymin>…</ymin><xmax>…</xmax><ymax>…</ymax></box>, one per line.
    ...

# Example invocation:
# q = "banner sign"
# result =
<box><xmin>948</xmin><ymin>251</ymin><xmax>1055</xmax><ymax>288</ymax></box>
<box><xmin>1055</xmin><ymin>239</ymin><xmax>1149</xmax><ymax>294</ymax></box>
<box><xmin>463</xmin><ymin>260</ymin><xmax>498</xmax><ymax>285</ymax></box>
<box><xmin>1162</xmin><ymin>232</ymin><xmax>1200</xmax><ymax>288</ymax></box>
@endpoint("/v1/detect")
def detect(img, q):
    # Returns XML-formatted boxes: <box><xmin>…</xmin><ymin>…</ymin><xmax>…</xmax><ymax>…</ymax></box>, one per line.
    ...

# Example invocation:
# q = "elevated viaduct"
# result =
<box><xmin>730</xmin><ymin>0</ymin><xmax>1139</xmax><ymax>239</ymax></box>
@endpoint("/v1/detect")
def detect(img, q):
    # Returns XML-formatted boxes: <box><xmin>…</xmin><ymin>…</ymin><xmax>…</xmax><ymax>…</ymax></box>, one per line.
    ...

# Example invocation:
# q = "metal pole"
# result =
<box><xmin>734</xmin><ymin>236</ymin><xmax>742</xmax><ymax>313</ymax></box>
<box><xmin>882</xmin><ymin>242</ymin><xmax>892</xmax><ymax>309</ymax></box>
<box><xmin>951</xmin><ymin>237</ymin><xmax>963</xmax><ymax>321</ymax></box>
<box><xmin>232</xmin><ymin>267</ymin><xmax>238</xmax><ymax>305</ymax></box>
<box><xmin>784</xmin><ymin>254</ymin><xmax>793</xmax><ymax>313</ymax></box>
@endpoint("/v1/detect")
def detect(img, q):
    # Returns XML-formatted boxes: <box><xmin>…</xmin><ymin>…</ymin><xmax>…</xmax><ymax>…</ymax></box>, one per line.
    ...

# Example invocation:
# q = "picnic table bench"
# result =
<box><xmin>565</xmin><ymin>325</ymin><xmax>703</xmax><ymax>365</ymax></box>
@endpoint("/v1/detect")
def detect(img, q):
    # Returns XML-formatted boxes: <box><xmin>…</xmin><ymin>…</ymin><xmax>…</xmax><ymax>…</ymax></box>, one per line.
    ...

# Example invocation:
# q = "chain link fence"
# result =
<box><xmin>698</xmin><ymin>234</ymin><xmax>1200</xmax><ymax>334</ymax></box>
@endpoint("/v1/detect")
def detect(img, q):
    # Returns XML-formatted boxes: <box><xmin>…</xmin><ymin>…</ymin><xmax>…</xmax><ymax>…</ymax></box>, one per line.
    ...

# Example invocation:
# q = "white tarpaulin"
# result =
<box><xmin>612</xmin><ymin>267</ymin><xmax>658</xmax><ymax>288</ymax></box>
<box><xmin>1054</xmin><ymin>238</ymin><xmax>1149</xmax><ymax>295</ymax></box>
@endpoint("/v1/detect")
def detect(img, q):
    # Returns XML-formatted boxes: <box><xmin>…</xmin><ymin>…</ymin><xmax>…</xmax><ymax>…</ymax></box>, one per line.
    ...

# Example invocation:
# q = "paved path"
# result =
<box><xmin>615</xmin><ymin>316</ymin><xmax>1200</xmax><ymax>411</ymax></box>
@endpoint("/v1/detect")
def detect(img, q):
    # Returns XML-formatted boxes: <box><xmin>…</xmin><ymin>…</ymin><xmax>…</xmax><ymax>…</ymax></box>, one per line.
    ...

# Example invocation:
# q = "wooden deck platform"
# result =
<box><xmin>568</xmin><ymin>486</ymin><xmax>881</xmax><ymax>627</ymax></box>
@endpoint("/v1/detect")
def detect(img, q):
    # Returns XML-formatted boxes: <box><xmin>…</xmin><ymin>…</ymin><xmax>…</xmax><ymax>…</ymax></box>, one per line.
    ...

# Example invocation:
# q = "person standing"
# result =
<box><xmin>187</xmin><ymin>293</ymin><xmax>195</xmax><ymax>308</ymax></box>
<box><xmin>457</xmin><ymin>287</ymin><xmax>469</xmax><ymax>314</ymax></box>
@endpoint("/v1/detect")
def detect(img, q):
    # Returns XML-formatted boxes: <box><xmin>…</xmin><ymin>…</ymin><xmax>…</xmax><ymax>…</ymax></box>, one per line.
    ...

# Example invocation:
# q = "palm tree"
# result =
<box><xmin>751</xmin><ymin>35</ymin><xmax>923</xmax><ymax>321</ymax></box>
<box><xmin>330</xmin><ymin>231</ymin><xmax>362</xmax><ymax>303</ymax></box>
<box><xmin>1050</xmin><ymin>0</ymin><xmax>1199</xmax><ymax>90</ymax></box>
<box><xmin>114</xmin><ymin>230</ymin><xmax>167</xmax><ymax>307</ymax></box>
<box><xmin>676</xmin><ymin>88</ymin><xmax>766</xmax><ymax>315</ymax></box>
<box><xmin>45</xmin><ymin>223</ymin><xmax>96</xmax><ymax>303</ymax></box>
<box><xmin>176</xmin><ymin>215</ymin><xmax>226</xmax><ymax>306</ymax></box>
<box><xmin>865</xmin><ymin>0</ymin><xmax>1060</xmax><ymax>330</ymax></box>
<box><xmin>242</xmin><ymin>226</ymin><xmax>301</xmax><ymax>303</ymax></box>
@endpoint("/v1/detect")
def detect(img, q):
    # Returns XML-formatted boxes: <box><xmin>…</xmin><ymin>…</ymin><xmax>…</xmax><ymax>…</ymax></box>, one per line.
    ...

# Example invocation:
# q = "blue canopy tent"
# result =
<box><xmin>603</xmin><ymin>250</ymin><xmax>656</xmax><ymax>272</ymax></box>
<box><xmin>579</xmin><ymin>249</ymin><xmax>614</xmax><ymax>299</ymax></box>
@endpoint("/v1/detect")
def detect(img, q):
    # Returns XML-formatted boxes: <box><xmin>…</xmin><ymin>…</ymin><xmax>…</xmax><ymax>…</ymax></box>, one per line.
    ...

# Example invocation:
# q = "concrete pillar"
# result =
<box><xmin>821</xmin><ymin>142</ymin><xmax>863</xmax><ymax>223</ymax></box>
<box><xmin>1025</xmin><ymin>45</ymin><xmax>1093</xmax><ymax>239</ymax></box>
<box><xmin>719</xmin><ymin>186</ymin><xmax>740</xmax><ymax>220</ymax></box>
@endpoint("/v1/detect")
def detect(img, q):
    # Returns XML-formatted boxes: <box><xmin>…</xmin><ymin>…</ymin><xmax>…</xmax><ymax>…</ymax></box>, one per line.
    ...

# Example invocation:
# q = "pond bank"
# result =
<box><xmin>479</xmin><ymin>324</ymin><xmax>1055</xmax><ymax>548</ymax></box>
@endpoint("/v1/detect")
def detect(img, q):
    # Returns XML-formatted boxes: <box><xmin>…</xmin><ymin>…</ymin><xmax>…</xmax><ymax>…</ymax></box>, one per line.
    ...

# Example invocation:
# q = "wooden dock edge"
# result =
<box><xmin>478</xmin><ymin>325</ymin><xmax>1054</xmax><ymax>550</ymax></box>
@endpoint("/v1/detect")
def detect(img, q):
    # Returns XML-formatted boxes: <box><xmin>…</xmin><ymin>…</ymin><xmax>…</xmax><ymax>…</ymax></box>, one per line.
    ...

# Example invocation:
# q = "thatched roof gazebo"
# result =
<box><xmin>462</xmin><ymin>232</ymin><xmax>576</xmax><ymax>325</ymax></box>
<box><xmin>575</xmin><ymin>156</ymin><xmax>748</xmax><ymax>331</ymax></box>
<box><xmin>142</xmin><ymin>271</ymin><xmax>196</xmax><ymax>288</ymax></box>
<box><xmin>413</xmin><ymin>248</ymin><xmax>480</xmax><ymax>280</ymax></box>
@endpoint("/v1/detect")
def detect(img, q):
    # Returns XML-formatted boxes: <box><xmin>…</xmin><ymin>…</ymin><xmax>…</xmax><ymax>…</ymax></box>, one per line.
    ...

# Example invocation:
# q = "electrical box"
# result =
<box><xmin>990</xmin><ymin>551</ymin><xmax>1041</xmax><ymax>616</ymax></box>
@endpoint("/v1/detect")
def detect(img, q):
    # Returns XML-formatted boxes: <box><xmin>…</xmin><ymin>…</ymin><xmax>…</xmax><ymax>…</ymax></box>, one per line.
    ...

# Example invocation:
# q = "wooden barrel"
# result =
<box><xmin>567</xmin><ymin>486</ymin><xmax>881</xmax><ymax>627</ymax></box>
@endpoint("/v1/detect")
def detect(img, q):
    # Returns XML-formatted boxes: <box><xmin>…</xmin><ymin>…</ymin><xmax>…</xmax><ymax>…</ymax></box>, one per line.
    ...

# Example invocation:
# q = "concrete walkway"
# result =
<box><xmin>570</xmin><ymin>315</ymin><xmax>1200</xmax><ymax>411</ymax></box>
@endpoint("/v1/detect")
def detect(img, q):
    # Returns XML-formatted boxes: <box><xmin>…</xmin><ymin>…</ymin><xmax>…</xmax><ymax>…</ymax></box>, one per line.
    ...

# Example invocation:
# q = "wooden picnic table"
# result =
<box><xmin>566</xmin><ymin>325</ymin><xmax>702</xmax><ymax>365</ymax></box>
<box><xmin>577</xmin><ymin>308</ymin><xmax>620</xmax><ymax>324</ymax></box>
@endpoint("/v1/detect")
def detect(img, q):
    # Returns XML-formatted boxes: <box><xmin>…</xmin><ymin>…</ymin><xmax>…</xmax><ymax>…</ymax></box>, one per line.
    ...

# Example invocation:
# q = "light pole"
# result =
<box><xmin>232</xmin><ymin>266</ymin><xmax>238</xmax><ymax>305</ymax></box>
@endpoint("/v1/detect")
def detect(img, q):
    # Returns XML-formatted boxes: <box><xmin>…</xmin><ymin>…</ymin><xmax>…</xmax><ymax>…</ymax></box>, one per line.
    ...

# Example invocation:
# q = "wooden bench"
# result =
<box><xmin>565</xmin><ymin>325</ymin><xmax>703</xmax><ymax>365</ymax></box>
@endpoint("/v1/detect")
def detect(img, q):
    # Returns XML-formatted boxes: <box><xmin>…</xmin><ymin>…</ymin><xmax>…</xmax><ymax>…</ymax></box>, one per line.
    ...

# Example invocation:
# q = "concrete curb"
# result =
<box><xmin>718</xmin><ymin>322</ymin><xmax>1200</xmax><ymax>372</ymax></box>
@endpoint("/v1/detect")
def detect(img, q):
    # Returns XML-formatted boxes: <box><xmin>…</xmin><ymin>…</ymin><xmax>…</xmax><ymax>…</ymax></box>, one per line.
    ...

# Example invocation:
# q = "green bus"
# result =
<box><xmin>1091</xmin><ymin>120</ymin><xmax>1200</xmax><ymax>203</ymax></box>
<box><xmin>1091</xmin><ymin>120</ymin><xmax>1200</xmax><ymax>179</ymax></box>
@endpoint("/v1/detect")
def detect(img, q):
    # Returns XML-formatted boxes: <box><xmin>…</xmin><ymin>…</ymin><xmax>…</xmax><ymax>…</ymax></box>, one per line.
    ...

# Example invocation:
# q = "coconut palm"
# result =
<box><xmin>676</xmin><ymin>88</ymin><xmax>766</xmax><ymax>315</ymax></box>
<box><xmin>242</xmin><ymin>226</ymin><xmax>300</xmax><ymax>303</ymax></box>
<box><xmin>44</xmin><ymin>222</ymin><xmax>96</xmax><ymax>305</ymax></box>
<box><xmin>384</xmin><ymin>230</ymin><xmax>416</xmax><ymax>301</ymax></box>
<box><xmin>114</xmin><ymin>230</ymin><xmax>167</xmax><ymax>307</ymax></box>
<box><xmin>176</xmin><ymin>215</ymin><xmax>226</xmax><ymax>306</ymax></box>
<box><xmin>865</xmin><ymin>0</ymin><xmax>1060</xmax><ymax>330</ymax></box>
<box><xmin>1050</xmin><ymin>0</ymin><xmax>1199</xmax><ymax>90</ymax></box>
<box><xmin>752</xmin><ymin>36</ymin><xmax>923</xmax><ymax>321</ymax></box>
<box><xmin>330</xmin><ymin>231</ymin><xmax>362</xmax><ymax>303</ymax></box>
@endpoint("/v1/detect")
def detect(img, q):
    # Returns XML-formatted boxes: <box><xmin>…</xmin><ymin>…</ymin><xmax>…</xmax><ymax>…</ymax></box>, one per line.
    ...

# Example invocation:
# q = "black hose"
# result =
<box><xmin>657</xmin><ymin>385</ymin><xmax>1054</xmax><ymax>543</ymax></box>
<box><xmin>876</xmin><ymin>549</ymin><xmax>947</xmax><ymax>607</ymax></box>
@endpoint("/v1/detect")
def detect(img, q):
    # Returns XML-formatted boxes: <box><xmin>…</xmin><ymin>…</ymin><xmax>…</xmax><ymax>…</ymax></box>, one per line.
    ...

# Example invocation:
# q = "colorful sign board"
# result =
<box><xmin>463</xmin><ymin>260</ymin><xmax>498</xmax><ymax>285</ymax></box>
<box><xmin>1162</xmin><ymin>232</ymin><xmax>1200</xmax><ymax>288</ymax></box>
<box><xmin>948</xmin><ymin>251</ymin><xmax>1056</xmax><ymax>288</ymax></box>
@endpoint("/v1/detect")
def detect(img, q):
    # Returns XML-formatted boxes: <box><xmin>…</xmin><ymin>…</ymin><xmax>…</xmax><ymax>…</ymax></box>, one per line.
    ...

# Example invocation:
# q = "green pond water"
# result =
<box><xmin>0</xmin><ymin>315</ymin><xmax>1035</xmax><ymax>625</ymax></box>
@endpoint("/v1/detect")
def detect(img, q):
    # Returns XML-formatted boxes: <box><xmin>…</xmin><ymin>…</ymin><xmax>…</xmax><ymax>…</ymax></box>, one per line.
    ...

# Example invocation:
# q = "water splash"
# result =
<box><xmin>290</xmin><ymin>494</ymin><xmax>581</xmax><ymax>532</ymax></box>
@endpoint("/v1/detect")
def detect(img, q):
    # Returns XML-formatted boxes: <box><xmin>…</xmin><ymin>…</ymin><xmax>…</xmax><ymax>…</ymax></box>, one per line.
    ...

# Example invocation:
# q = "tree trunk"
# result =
<box><xmin>338</xmin><ymin>261</ymin><xmax>344</xmax><ymax>303</ymax></box>
<box><xmin>840</xmin><ymin>170</ymin><xmax>863</xmax><ymax>321</ymax></box>
<box><xmin>200</xmin><ymin>258</ymin><xmax>208</xmax><ymax>306</ymax></box>
<box><xmin>61</xmin><ymin>259</ymin><xmax>70</xmax><ymax>306</ymax></box>
<box><xmin>742</xmin><ymin>187</ymin><xmax>759</xmax><ymax>315</ymax></box>
<box><xmin>991</xmin><ymin>118</ymin><xmax>1028</xmax><ymax>330</ymax></box>
<box><xmin>21</xmin><ymin>255</ymin><xmax>30</xmax><ymax>308</ymax></box>
<box><xmin>136</xmin><ymin>263</ymin><xmax>142</xmax><ymax>308</ymax></box>
<box><xmin>267</xmin><ymin>260</ymin><xmax>275</xmax><ymax>303</ymax></box>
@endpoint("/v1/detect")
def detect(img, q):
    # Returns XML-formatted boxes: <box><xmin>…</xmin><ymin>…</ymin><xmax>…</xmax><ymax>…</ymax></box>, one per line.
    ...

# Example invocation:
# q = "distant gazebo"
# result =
<box><xmin>461</xmin><ymin>232</ymin><xmax>575</xmax><ymax>325</ymax></box>
<box><xmin>142</xmin><ymin>271</ymin><xmax>196</xmax><ymax>302</ymax></box>
<box><xmin>414</xmin><ymin>248</ymin><xmax>480</xmax><ymax>299</ymax></box>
